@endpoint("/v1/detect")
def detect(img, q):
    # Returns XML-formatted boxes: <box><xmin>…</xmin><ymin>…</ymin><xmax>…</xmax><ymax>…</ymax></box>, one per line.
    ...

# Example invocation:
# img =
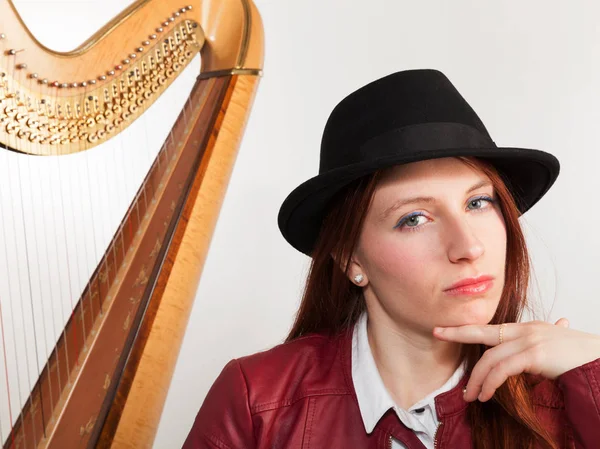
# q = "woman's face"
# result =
<box><xmin>351</xmin><ymin>157</ymin><xmax>507</xmax><ymax>334</ymax></box>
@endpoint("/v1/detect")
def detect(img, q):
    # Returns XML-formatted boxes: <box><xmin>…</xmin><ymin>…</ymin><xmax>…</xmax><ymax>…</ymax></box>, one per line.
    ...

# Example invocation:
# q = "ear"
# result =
<box><xmin>349</xmin><ymin>259</ymin><xmax>367</xmax><ymax>286</ymax></box>
<box><xmin>330</xmin><ymin>251</ymin><xmax>367</xmax><ymax>286</ymax></box>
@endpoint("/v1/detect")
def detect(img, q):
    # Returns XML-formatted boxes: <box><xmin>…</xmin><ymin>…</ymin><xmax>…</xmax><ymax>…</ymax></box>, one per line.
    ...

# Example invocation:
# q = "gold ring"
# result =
<box><xmin>499</xmin><ymin>323</ymin><xmax>506</xmax><ymax>345</ymax></box>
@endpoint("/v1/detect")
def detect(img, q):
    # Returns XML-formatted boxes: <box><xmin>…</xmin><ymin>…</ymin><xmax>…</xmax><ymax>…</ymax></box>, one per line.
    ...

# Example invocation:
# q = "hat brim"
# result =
<box><xmin>277</xmin><ymin>147</ymin><xmax>560</xmax><ymax>256</ymax></box>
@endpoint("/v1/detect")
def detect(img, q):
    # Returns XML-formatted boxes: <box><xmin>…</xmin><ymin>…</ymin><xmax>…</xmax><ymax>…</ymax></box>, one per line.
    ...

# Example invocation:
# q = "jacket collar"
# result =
<box><xmin>339</xmin><ymin>313</ymin><xmax>472</xmax><ymax>432</ymax></box>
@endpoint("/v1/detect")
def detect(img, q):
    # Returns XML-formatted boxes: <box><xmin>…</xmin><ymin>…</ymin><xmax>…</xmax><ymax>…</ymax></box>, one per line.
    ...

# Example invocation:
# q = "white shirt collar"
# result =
<box><xmin>351</xmin><ymin>311</ymin><xmax>467</xmax><ymax>434</ymax></box>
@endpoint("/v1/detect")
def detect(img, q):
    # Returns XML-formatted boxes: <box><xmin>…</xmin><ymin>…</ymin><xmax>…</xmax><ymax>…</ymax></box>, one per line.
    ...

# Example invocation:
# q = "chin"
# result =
<box><xmin>444</xmin><ymin>301</ymin><xmax>498</xmax><ymax>327</ymax></box>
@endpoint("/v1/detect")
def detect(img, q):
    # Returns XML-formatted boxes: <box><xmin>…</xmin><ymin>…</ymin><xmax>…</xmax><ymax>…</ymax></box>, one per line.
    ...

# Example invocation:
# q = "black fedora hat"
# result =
<box><xmin>277</xmin><ymin>69</ymin><xmax>560</xmax><ymax>256</ymax></box>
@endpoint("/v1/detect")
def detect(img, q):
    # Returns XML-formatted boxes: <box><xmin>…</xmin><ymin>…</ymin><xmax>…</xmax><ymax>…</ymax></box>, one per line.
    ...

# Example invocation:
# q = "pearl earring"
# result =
<box><xmin>354</xmin><ymin>274</ymin><xmax>364</xmax><ymax>284</ymax></box>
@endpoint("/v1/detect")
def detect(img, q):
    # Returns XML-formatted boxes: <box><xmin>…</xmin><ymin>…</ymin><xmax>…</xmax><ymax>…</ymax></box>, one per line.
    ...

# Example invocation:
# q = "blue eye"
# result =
<box><xmin>394</xmin><ymin>212</ymin><xmax>427</xmax><ymax>230</ymax></box>
<box><xmin>393</xmin><ymin>195</ymin><xmax>496</xmax><ymax>232</ymax></box>
<box><xmin>467</xmin><ymin>196</ymin><xmax>495</xmax><ymax>211</ymax></box>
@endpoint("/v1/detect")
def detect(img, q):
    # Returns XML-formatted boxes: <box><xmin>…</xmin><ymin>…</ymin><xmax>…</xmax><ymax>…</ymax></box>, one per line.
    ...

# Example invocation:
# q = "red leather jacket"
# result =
<box><xmin>182</xmin><ymin>326</ymin><xmax>600</xmax><ymax>448</ymax></box>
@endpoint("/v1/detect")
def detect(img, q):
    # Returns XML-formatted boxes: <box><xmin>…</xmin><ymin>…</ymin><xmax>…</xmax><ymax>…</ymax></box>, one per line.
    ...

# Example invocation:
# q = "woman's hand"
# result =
<box><xmin>433</xmin><ymin>319</ymin><xmax>600</xmax><ymax>402</ymax></box>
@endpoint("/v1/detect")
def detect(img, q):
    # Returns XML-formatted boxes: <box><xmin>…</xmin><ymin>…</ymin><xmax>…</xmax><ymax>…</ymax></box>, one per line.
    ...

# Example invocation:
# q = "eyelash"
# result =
<box><xmin>393</xmin><ymin>195</ymin><xmax>497</xmax><ymax>232</ymax></box>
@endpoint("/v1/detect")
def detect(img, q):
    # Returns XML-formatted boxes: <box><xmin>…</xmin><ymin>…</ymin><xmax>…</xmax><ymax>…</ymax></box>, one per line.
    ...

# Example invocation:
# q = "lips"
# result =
<box><xmin>444</xmin><ymin>275</ymin><xmax>494</xmax><ymax>291</ymax></box>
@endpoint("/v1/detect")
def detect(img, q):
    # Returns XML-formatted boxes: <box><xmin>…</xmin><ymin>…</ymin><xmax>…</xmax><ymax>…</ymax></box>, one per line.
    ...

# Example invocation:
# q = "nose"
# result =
<box><xmin>446</xmin><ymin>214</ymin><xmax>485</xmax><ymax>263</ymax></box>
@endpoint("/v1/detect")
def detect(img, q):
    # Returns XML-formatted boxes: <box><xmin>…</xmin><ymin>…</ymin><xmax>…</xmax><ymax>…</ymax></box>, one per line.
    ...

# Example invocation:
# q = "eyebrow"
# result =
<box><xmin>379</xmin><ymin>179</ymin><xmax>494</xmax><ymax>222</ymax></box>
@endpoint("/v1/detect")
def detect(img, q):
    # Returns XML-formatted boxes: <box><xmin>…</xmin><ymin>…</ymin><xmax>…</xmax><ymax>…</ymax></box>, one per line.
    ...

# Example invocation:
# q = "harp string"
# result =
<box><xmin>0</xmin><ymin>34</ymin><xmax>11</xmax><ymax>447</ymax></box>
<box><xmin>14</xmin><ymin>59</ymin><xmax>38</xmax><ymax>447</ymax></box>
<box><xmin>0</xmin><ymin>19</ymin><xmax>17</xmax><ymax>445</ymax></box>
<box><xmin>0</xmin><ymin>46</ymin><xmax>19</xmax><ymax>448</ymax></box>
<box><xmin>6</xmin><ymin>56</ymin><xmax>38</xmax><ymax>447</ymax></box>
<box><xmin>52</xmin><ymin>92</ymin><xmax>74</xmax><ymax>424</ymax></box>
<box><xmin>36</xmin><ymin>67</ymin><xmax>64</xmax><ymax>438</ymax></box>
<box><xmin>0</xmin><ymin>27</ymin><xmax>6</xmax><ymax>446</ymax></box>
<box><xmin>29</xmin><ymin>71</ymin><xmax>57</xmax><ymax>434</ymax></box>
<box><xmin>76</xmin><ymin>69</ymin><xmax>98</xmax><ymax>359</ymax></box>
<box><xmin>45</xmin><ymin>67</ymin><xmax>73</xmax><ymax>446</ymax></box>
<box><xmin>20</xmin><ymin>66</ymin><xmax>49</xmax><ymax>443</ymax></box>
<box><xmin>0</xmin><ymin>301</ymin><xmax>12</xmax><ymax>447</ymax></box>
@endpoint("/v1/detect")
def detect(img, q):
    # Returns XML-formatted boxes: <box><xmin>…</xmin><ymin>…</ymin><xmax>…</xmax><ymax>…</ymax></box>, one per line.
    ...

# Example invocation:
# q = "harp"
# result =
<box><xmin>0</xmin><ymin>0</ymin><xmax>264</xmax><ymax>447</ymax></box>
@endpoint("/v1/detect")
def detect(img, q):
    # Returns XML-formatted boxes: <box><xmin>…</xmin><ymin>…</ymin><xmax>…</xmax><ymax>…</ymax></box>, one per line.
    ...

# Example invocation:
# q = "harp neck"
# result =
<box><xmin>0</xmin><ymin>0</ymin><xmax>263</xmax><ymax>155</ymax></box>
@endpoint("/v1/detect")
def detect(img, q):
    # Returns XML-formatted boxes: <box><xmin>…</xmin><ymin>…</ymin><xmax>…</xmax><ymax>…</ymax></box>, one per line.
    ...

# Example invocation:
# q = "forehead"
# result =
<box><xmin>376</xmin><ymin>157</ymin><xmax>488</xmax><ymax>190</ymax></box>
<box><xmin>371</xmin><ymin>158</ymin><xmax>493</xmax><ymax>222</ymax></box>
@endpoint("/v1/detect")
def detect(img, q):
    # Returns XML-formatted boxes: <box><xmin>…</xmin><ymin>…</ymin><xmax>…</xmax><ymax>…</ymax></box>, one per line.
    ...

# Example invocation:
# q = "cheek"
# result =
<box><xmin>364</xmin><ymin>232</ymin><xmax>436</xmax><ymax>290</ymax></box>
<box><xmin>484</xmin><ymin>211</ymin><xmax>508</xmax><ymax>266</ymax></box>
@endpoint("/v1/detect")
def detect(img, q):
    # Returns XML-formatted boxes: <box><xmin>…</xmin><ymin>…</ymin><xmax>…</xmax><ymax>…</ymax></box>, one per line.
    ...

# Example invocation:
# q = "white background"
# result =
<box><xmin>5</xmin><ymin>1</ymin><xmax>600</xmax><ymax>448</ymax></box>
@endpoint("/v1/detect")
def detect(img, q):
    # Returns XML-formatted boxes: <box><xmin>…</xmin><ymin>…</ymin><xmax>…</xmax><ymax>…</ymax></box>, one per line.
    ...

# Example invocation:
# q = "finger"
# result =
<box><xmin>434</xmin><ymin>323</ymin><xmax>517</xmax><ymax>346</ymax></box>
<box><xmin>554</xmin><ymin>317</ymin><xmax>569</xmax><ymax>328</ymax></box>
<box><xmin>477</xmin><ymin>349</ymin><xmax>541</xmax><ymax>402</ymax></box>
<box><xmin>463</xmin><ymin>339</ymin><xmax>524</xmax><ymax>402</ymax></box>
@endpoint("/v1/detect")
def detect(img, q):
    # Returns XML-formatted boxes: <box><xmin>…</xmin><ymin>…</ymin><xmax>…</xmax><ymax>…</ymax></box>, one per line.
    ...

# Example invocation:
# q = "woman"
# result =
<box><xmin>182</xmin><ymin>69</ymin><xmax>600</xmax><ymax>448</ymax></box>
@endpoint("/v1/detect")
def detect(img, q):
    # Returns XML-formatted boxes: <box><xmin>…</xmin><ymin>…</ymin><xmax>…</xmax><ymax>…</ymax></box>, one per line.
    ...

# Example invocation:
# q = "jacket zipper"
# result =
<box><xmin>387</xmin><ymin>421</ymin><xmax>442</xmax><ymax>449</ymax></box>
<box><xmin>433</xmin><ymin>421</ymin><xmax>442</xmax><ymax>448</ymax></box>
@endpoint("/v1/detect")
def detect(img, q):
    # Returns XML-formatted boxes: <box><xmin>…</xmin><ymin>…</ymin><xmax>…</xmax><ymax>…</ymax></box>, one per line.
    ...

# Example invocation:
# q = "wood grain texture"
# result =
<box><xmin>111</xmin><ymin>73</ymin><xmax>261</xmax><ymax>449</ymax></box>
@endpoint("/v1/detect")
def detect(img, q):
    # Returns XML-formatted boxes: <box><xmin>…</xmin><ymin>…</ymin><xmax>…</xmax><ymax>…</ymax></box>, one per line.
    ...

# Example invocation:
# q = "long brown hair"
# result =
<box><xmin>284</xmin><ymin>156</ymin><xmax>559</xmax><ymax>449</ymax></box>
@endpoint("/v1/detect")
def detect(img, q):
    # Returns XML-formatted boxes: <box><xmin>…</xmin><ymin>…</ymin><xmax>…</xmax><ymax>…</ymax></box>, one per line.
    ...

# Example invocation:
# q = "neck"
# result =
<box><xmin>365</xmin><ymin>306</ymin><xmax>464</xmax><ymax>410</ymax></box>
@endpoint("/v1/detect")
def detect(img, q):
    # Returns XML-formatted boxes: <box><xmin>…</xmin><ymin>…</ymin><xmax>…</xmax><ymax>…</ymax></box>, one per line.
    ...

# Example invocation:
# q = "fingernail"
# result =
<box><xmin>435</xmin><ymin>327</ymin><xmax>446</xmax><ymax>334</ymax></box>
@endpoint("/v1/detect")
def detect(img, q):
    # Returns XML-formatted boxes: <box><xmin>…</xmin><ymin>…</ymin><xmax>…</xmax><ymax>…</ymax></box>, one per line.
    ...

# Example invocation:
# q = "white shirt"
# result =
<box><xmin>351</xmin><ymin>311</ymin><xmax>467</xmax><ymax>448</ymax></box>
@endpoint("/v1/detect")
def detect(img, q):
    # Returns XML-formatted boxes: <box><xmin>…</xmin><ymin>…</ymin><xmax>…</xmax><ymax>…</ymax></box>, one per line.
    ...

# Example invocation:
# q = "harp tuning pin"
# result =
<box><xmin>52</xmin><ymin>81</ymin><xmax>59</xmax><ymax>87</ymax></box>
<box><xmin>115</xmin><ymin>65</ymin><xmax>123</xmax><ymax>70</ymax></box>
<box><xmin>16</xmin><ymin>63</ymin><xmax>27</xmax><ymax>69</ymax></box>
<box><xmin>71</xmin><ymin>82</ymin><xmax>78</xmax><ymax>88</ymax></box>
<box><xmin>136</xmin><ymin>47</ymin><xmax>144</xmax><ymax>52</ymax></box>
<box><xmin>149</xmin><ymin>34</ymin><xmax>157</xmax><ymax>40</ymax></box>
<box><xmin>174</xmin><ymin>12</ymin><xmax>180</xmax><ymax>17</ymax></box>
<box><xmin>187</xmin><ymin>5</ymin><xmax>192</xmax><ymax>10</ymax></box>
<box><xmin>123</xmin><ymin>59</ymin><xmax>130</xmax><ymax>64</ymax></box>
<box><xmin>29</xmin><ymin>73</ymin><xmax>38</xmax><ymax>79</ymax></box>
<box><xmin>169</xmin><ymin>17</ymin><xmax>175</xmax><ymax>22</ymax></box>
<box><xmin>0</xmin><ymin>33</ymin><xmax>6</xmax><ymax>39</ymax></box>
<box><xmin>156</xmin><ymin>27</ymin><xmax>164</xmax><ymax>33</ymax></box>
<box><xmin>98</xmin><ymin>75</ymin><xmax>107</xmax><ymax>81</ymax></box>
<box><xmin>39</xmin><ymin>78</ymin><xmax>48</xmax><ymax>85</ymax></box>
<box><xmin>130</xmin><ymin>53</ymin><xmax>137</xmax><ymax>59</ymax></box>
<box><xmin>143</xmin><ymin>40</ymin><xmax>150</xmax><ymax>46</ymax></box>
<box><xmin>163</xmin><ymin>21</ymin><xmax>169</xmax><ymax>27</ymax></box>
<box><xmin>89</xmin><ymin>79</ymin><xmax>97</xmax><ymax>85</ymax></box>
<box><xmin>81</xmin><ymin>81</ymin><xmax>87</xmax><ymax>87</ymax></box>
<box><xmin>61</xmin><ymin>83</ymin><xmax>68</xmax><ymax>88</ymax></box>
<box><xmin>107</xmin><ymin>70</ymin><xmax>115</xmax><ymax>76</ymax></box>
<box><xmin>180</xmin><ymin>7</ymin><xmax>187</xmax><ymax>13</ymax></box>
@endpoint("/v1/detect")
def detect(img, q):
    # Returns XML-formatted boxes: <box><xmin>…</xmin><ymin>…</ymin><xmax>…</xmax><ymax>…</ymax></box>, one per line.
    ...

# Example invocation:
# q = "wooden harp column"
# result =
<box><xmin>0</xmin><ymin>0</ymin><xmax>264</xmax><ymax>448</ymax></box>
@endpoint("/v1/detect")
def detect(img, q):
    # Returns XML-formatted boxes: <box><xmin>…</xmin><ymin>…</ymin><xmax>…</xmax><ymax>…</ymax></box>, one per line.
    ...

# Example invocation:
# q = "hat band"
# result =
<box><xmin>319</xmin><ymin>122</ymin><xmax>496</xmax><ymax>173</ymax></box>
<box><xmin>360</xmin><ymin>121</ymin><xmax>494</xmax><ymax>158</ymax></box>
<box><xmin>320</xmin><ymin>122</ymin><xmax>495</xmax><ymax>173</ymax></box>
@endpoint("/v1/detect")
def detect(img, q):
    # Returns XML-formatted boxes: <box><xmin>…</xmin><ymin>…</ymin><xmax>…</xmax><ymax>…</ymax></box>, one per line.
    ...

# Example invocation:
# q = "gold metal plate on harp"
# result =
<box><xmin>0</xmin><ymin>0</ymin><xmax>264</xmax><ymax>447</ymax></box>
